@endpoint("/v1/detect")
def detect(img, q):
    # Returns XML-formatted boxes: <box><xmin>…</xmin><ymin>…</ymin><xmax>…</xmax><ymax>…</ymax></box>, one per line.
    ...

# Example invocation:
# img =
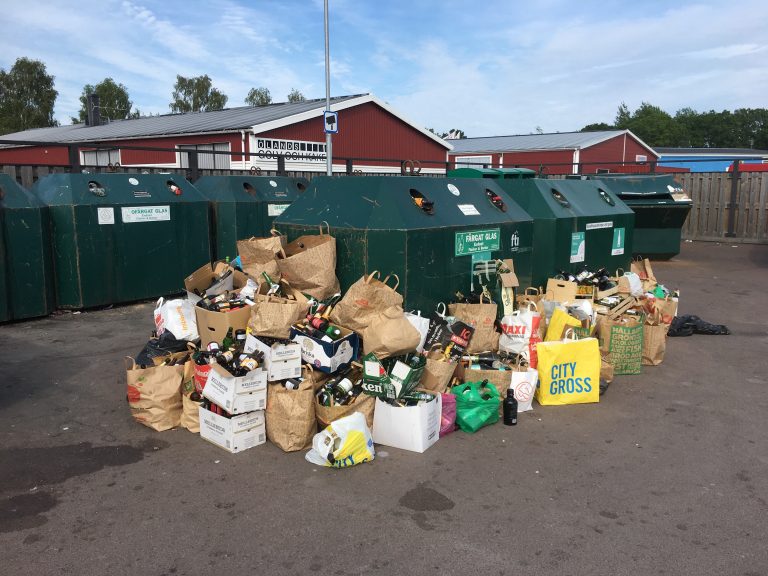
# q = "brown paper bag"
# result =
<box><xmin>265</xmin><ymin>379</ymin><xmax>316</xmax><ymax>452</ymax></box>
<box><xmin>600</xmin><ymin>355</ymin><xmax>615</xmax><ymax>384</ymax></box>
<box><xmin>631</xmin><ymin>257</ymin><xmax>657</xmax><ymax>291</ymax></box>
<box><xmin>420</xmin><ymin>357</ymin><xmax>458</xmax><ymax>393</ymax></box>
<box><xmin>237</xmin><ymin>230</ymin><xmax>286</xmax><ymax>260</ymax></box>
<box><xmin>545</xmin><ymin>278</ymin><xmax>578</xmax><ymax>303</ymax></box>
<box><xmin>448</xmin><ymin>297</ymin><xmax>500</xmax><ymax>353</ymax></box>
<box><xmin>516</xmin><ymin>287</ymin><xmax>544</xmax><ymax>309</ymax></box>
<box><xmin>240</xmin><ymin>247</ymin><xmax>281</xmax><ymax>283</ymax></box>
<box><xmin>276</xmin><ymin>223</ymin><xmax>340</xmax><ymax>299</ymax></box>
<box><xmin>330</xmin><ymin>271</ymin><xmax>404</xmax><ymax>332</ymax></box>
<box><xmin>361</xmin><ymin>305</ymin><xmax>421</xmax><ymax>358</ymax></box>
<box><xmin>180</xmin><ymin>359</ymin><xmax>200</xmax><ymax>433</ymax></box>
<box><xmin>315</xmin><ymin>394</ymin><xmax>375</xmax><ymax>430</ymax></box>
<box><xmin>596</xmin><ymin>314</ymin><xmax>644</xmax><ymax>375</ymax></box>
<box><xmin>126</xmin><ymin>357</ymin><xmax>183</xmax><ymax>431</ymax></box>
<box><xmin>642</xmin><ymin>310</ymin><xmax>669</xmax><ymax>366</ymax></box>
<box><xmin>247</xmin><ymin>281</ymin><xmax>309</xmax><ymax>339</ymax></box>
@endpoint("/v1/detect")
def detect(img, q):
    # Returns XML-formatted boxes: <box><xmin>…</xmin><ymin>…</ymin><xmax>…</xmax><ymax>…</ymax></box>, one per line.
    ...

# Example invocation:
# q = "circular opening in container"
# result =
<box><xmin>88</xmin><ymin>180</ymin><xmax>106</xmax><ymax>197</ymax></box>
<box><xmin>447</xmin><ymin>183</ymin><xmax>460</xmax><ymax>196</ymax></box>
<box><xmin>598</xmin><ymin>188</ymin><xmax>615</xmax><ymax>205</ymax></box>
<box><xmin>296</xmin><ymin>181</ymin><xmax>307</xmax><ymax>192</ymax></box>
<box><xmin>410</xmin><ymin>188</ymin><xmax>434</xmax><ymax>214</ymax></box>
<box><xmin>485</xmin><ymin>188</ymin><xmax>506</xmax><ymax>212</ymax></box>
<box><xmin>550</xmin><ymin>188</ymin><xmax>570</xmax><ymax>207</ymax></box>
<box><xmin>243</xmin><ymin>182</ymin><xmax>257</xmax><ymax>196</ymax></box>
<box><xmin>166</xmin><ymin>179</ymin><xmax>182</xmax><ymax>195</ymax></box>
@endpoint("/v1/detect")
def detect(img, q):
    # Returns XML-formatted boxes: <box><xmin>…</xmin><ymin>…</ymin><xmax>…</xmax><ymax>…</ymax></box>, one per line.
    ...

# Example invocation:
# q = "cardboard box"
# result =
<box><xmin>545</xmin><ymin>278</ymin><xmax>578</xmax><ymax>303</ymax></box>
<box><xmin>195</xmin><ymin>305</ymin><xmax>253</xmax><ymax>348</ymax></box>
<box><xmin>184</xmin><ymin>261</ymin><xmax>249</xmax><ymax>303</ymax></box>
<box><xmin>199</xmin><ymin>406</ymin><xmax>266</xmax><ymax>454</ymax></box>
<box><xmin>372</xmin><ymin>395</ymin><xmax>442</xmax><ymax>453</ymax></box>
<box><xmin>498</xmin><ymin>258</ymin><xmax>520</xmax><ymax>288</ymax></box>
<box><xmin>244</xmin><ymin>334</ymin><xmax>302</xmax><ymax>381</ymax></box>
<box><xmin>290</xmin><ymin>325</ymin><xmax>360</xmax><ymax>374</ymax></box>
<box><xmin>202</xmin><ymin>363</ymin><xmax>267</xmax><ymax>414</ymax></box>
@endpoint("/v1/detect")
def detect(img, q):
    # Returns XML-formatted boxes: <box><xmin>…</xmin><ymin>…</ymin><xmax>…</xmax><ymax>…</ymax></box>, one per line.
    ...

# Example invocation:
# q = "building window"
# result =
<box><xmin>455</xmin><ymin>155</ymin><xmax>492</xmax><ymax>168</ymax></box>
<box><xmin>82</xmin><ymin>148</ymin><xmax>121</xmax><ymax>167</ymax></box>
<box><xmin>178</xmin><ymin>143</ymin><xmax>231</xmax><ymax>169</ymax></box>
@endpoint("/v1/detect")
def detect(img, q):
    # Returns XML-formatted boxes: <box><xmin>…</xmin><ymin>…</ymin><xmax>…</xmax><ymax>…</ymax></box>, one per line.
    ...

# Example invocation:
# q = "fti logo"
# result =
<box><xmin>510</xmin><ymin>231</ymin><xmax>520</xmax><ymax>252</ymax></box>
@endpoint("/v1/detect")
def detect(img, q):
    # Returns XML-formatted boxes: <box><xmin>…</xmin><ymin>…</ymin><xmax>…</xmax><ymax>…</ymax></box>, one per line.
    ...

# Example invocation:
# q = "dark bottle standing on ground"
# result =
<box><xmin>503</xmin><ymin>389</ymin><xmax>518</xmax><ymax>426</ymax></box>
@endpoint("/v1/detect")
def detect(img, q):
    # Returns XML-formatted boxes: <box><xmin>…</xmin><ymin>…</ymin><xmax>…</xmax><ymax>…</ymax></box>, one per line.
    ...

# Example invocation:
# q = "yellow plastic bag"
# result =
<box><xmin>305</xmin><ymin>412</ymin><xmax>375</xmax><ymax>468</ymax></box>
<box><xmin>536</xmin><ymin>333</ymin><xmax>600</xmax><ymax>406</ymax></box>
<box><xmin>545</xmin><ymin>307</ymin><xmax>582</xmax><ymax>341</ymax></box>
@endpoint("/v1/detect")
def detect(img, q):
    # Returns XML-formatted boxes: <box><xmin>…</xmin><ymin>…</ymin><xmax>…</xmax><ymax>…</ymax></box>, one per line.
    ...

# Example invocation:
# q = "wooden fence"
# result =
<box><xmin>3</xmin><ymin>163</ymin><xmax>766</xmax><ymax>244</ymax></box>
<box><xmin>678</xmin><ymin>172</ymin><xmax>767</xmax><ymax>243</ymax></box>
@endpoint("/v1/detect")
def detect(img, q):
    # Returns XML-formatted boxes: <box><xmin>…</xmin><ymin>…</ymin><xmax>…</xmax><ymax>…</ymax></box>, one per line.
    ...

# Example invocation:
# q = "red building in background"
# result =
<box><xmin>0</xmin><ymin>94</ymin><xmax>452</xmax><ymax>174</ymax></box>
<box><xmin>447</xmin><ymin>130</ymin><xmax>688</xmax><ymax>174</ymax></box>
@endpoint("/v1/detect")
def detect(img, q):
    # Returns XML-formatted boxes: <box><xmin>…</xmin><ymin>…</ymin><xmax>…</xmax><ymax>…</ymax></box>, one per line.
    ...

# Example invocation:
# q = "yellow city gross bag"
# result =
<box><xmin>535</xmin><ymin>331</ymin><xmax>600</xmax><ymax>406</ymax></box>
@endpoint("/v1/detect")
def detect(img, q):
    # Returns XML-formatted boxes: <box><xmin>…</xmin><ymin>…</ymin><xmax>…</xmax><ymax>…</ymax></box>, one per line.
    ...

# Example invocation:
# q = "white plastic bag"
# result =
<box><xmin>154</xmin><ymin>298</ymin><xmax>199</xmax><ymax>341</ymax></box>
<box><xmin>623</xmin><ymin>272</ymin><xmax>644</xmax><ymax>297</ymax></box>
<box><xmin>510</xmin><ymin>368</ymin><xmax>538</xmax><ymax>413</ymax></box>
<box><xmin>305</xmin><ymin>412</ymin><xmax>375</xmax><ymax>468</ymax></box>
<box><xmin>499</xmin><ymin>304</ymin><xmax>540</xmax><ymax>355</ymax></box>
<box><xmin>405</xmin><ymin>310</ymin><xmax>430</xmax><ymax>353</ymax></box>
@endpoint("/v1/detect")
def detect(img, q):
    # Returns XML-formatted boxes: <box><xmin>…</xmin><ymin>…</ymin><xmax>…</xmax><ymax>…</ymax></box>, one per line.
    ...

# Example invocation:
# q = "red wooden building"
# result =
<box><xmin>447</xmin><ymin>130</ymin><xmax>686</xmax><ymax>174</ymax></box>
<box><xmin>0</xmin><ymin>94</ymin><xmax>451</xmax><ymax>174</ymax></box>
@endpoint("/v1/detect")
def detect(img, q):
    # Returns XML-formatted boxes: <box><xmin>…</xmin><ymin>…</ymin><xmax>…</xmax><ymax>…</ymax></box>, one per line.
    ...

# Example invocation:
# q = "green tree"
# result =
<box><xmin>622</xmin><ymin>102</ymin><xmax>683</xmax><ymax>147</ymax></box>
<box><xmin>74</xmin><ymin>77</ymin><xmax>138</xmax><ymax>123</ymax></box>
<box><xmin>245</xmin><ymin>87</ymin><xmax>272</xmax><ymax>106</ymax></box>
<box><xmin>0</xmin><ymin>57</ymin><xmax>58</xmax><ymax>135</ymax></box>
<box><xmin>580</xmin><ymin>122</ymin><xmax>614</xmax><ymax>132</ymax></box>
<box><xmin>169</xmin><ymin>75</ymin><xmax>228</xmax><ymax>113</ymax></box>
<box><xmin>614</xmin><ymin>102</ymin><xmax>631</xmax><ymax>129</ymax></box>
<box><xmin>286</xmin><ymin>88</ymin><xmax>306</xmax><ymax>103</ymax></box>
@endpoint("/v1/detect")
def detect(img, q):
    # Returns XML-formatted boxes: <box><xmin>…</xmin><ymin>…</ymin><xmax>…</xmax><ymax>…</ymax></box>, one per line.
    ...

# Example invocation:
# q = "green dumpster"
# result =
<box><xmin>454</xmin><ymin>171</ymin><xmax>635</xmax><ymax>286</ymax></box>
<box><xmin>494</xmin><ymin>167</ymin><xmax>537</xmax><ymax>180</ymax></box>
<box><xmin>588</xmin><ymin>175</ymin><xmax>692</xmax><ymax>259</ymax></box>
<box><xmin>194</xmin><ymin>175</ymin><xmax>308</xmax><ymax>261</ymax></box>
<box><xmin>275</xmin><ymin>176</ymin><xmax>534</xmax><ymax>313</ymax></box>
<box><xmin>32</xmin><ymin>173</ymin><xmax>211</xmax><ymax>309</ymax></box>
<box><xmin>0</xmin><ymin>174</ymin><xmax>55</xmax><ymax>321</ymax></box>
<box><xmin>448</xmin><ymin>167</ymin><xmax>505</xmax><ymax>179</ymax></box>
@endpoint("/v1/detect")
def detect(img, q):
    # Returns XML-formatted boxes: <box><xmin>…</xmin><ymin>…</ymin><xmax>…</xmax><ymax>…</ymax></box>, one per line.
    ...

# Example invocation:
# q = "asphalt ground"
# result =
<box><xmin>1</xmin><ymin>241</ymin><xmax>767</xmax><ymax>576</ymax></box>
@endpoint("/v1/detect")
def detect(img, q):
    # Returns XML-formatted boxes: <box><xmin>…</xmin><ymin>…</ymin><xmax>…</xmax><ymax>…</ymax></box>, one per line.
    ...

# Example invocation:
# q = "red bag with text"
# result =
<box><xmin>499</xmin><ymin>303</ymin><xmax>542</xmax><ymax>368</ymax></box>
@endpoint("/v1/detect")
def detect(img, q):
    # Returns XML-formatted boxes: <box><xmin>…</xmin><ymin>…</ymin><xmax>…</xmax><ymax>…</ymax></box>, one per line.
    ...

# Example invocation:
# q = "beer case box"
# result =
<box><xmin>244</xmin><ymin>334</ymin><xmax>302</xmax><ymax>381</ymax></box>
<box><xmin>372</xmin><ymin>394</ymin><xmax>442</xmax><ymax>453</ymax></box>
<box><xmin>184</xmin><ymin>261</ymin><xmax>249</xmax><ymax>303</ymax></box>
<box><xmin>289</xmin><ymin>325</ymin><xmax>360</xmax><ymax>374</ymax></box>
<box><xmin>199</xmin><ymin>405</ymin><xmax>266</xmax><ymax>454</ymax></box>
<box><xmin>202</xmin><ymin>363</ymin><xmax>267</xmax><ymax>415</ymax></box>
<box><xmin>195</xmin><ymin>305</ymin><xmax>254</xmax><ymax>348</ymax></box>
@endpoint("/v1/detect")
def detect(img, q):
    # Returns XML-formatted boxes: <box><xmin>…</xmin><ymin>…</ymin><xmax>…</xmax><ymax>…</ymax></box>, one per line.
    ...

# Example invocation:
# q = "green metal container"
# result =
<box><xmin>449</xmin><ymin>167</ymin><xmax>536</xmax><ymax>180</ymax></box>
<box><xmin>32</xmin><ymin>173</ymin><xmax>211</xmax><ymax>309</ymax></box>
<box><xmin>275</xmin><ymin>176</ymin><xmax>534</xmax><ymax>313</ymax></box>
<box><xmin>0</xmin><ymin>174</ymin><xmax>55</xmax><ymax>321</ymax></box>
<box><xmin>194</xmin><ymin>175</ymin><xmax>308</xmax><ymax>262</ymax></box>
<box><xmin>494</xmin><ymin>167</ymin><xmax>537</xmax><ymax>180</ymax></box>
<box><xmin>589</xmin><ymin>175</ymin><xmax>692</xmax><ymax>259</ymax></box>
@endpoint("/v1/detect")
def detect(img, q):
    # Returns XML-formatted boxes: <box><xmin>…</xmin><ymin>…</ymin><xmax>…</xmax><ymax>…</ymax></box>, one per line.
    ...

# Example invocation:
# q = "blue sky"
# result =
<box><xmin>2</xmin><ymin>0</ymin><xmax>767</xmax><ymax>136</ymax></box>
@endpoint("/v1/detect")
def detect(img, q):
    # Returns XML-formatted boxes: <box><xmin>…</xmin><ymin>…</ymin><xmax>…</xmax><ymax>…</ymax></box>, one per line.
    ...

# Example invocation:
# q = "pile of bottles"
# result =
<box><xmin>556</xmin><ymin>267</ymin><xmax>616</xmax><ymax>292</ymax></box>
<box><xmin>316</xmin><ymin>367</ymin><xmax>364</xmax><ymax>407</ymax></box>
<box><xmin>192</xmin><ymin>327</ymin><xmax>264</xmax><ymax>377</ymax></box>
<box><xmin>462</xmin><ymin>351</ymin><xmax>528</xmax><ymax>371</ymax></box>
<box><xmin>194</xmin><ymin>267</ymin><xmax>256</xmax><ymax>313</ymax></box>
<box><xmin>201</xmin><ymin>397</ymin><xmax>231</xmax><ymax>418</ymax></box>
<box><xmin>294</xmin><ymin>292</ymin><xmax>344</xmax><ymax>342</ymax></box>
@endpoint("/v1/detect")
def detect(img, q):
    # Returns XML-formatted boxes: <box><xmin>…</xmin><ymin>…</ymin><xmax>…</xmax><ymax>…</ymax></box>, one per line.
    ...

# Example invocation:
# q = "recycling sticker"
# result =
<box><xmin>612</xmin><ymin>227</ymin><xmax>625</xmax><ymax>256</ymax></box>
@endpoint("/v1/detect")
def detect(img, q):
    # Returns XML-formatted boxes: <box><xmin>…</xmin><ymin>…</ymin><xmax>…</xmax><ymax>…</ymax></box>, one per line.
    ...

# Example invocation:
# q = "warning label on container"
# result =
<box><xmin>455</xmin><ymin>229</ymin><xmax>500</xmax><ymax>256</ymax></box>
<box><xmin>457</xmin><ymin>204</ymin><xmax>480</xmax><ymax>216</ymax></box>
<box><xmin>586</xmin><ymin>221</ymin><xmax>613</xmax><ymax>230</ymax></box>
<box><xmin>121</xmin><ymin>205</ymin><xmax>171</xmax><ymax>223</ymax></box>
<box><xmin>267</xmin><ymin>204</ymin><xmax>290</xmax><ymax>217</ymax></box>
<box><xmin>97</xmin><ymin>207</ymin><xmax>115</xmax><ymax>225</ymax></box>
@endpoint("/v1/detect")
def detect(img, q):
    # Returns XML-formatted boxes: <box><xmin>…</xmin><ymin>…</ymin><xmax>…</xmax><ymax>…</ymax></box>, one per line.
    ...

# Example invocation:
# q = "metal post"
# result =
<box><xmin>650</xmin><ymin>161</ymin><xmax>657</xmax><ymax>173</ymax></box>
<box><xmin>324</xmin><ymin>0</ymin><xmax>332</xmax><ymax>176</ymax></box>
<box><xmin>725</xmin><ymin>159</ymin><xmax>740</xmax><ymax>237</ymax></box>
<box><xmin>277</xmin><ymin>155</ymin><xmax>286</xmax><ymax>176</ymax></box>
<box><xmin>188</xmin><ymin>150</ymin><xmax>199</xmax><ymax>182</ymax></box>
<box><xmin>345</xmin><ymin>158</ymin><xmax>353</xmax><ymax>175</ymax></box>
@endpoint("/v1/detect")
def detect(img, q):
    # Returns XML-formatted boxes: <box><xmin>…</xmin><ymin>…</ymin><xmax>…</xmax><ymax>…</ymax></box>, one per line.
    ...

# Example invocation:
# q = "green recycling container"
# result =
<box><xmin>194</xmin><ymin>175</ymin><xmax>308</xmax><ymax>261</ymax></box>
<box><xmin>31</xmin><ymin>173</ymin><xmax>211</xmax><ymax>309</ymax></box>
<box><xmin>589</xmin><ymin>174</ymin><xmax>692</xmax><ymax>259</ymax></box>
<box><xmin>449</xmin><ymin>167</ymin><xmax>536</xmax><ymax>180</ymax></box>
<box><xmin>454</xmin><ymin>169</ymin><xmax>635</xmax><ymax>286</ymax></box>
<box><xmin>275</xmin><ymin>176</ymin><xmax>534</xmax><ymax>313</ymax></box>
<box><xmin>0</xmin><ymin>174</ymin><xmax>55</xmax><ymax>321</ymax></box>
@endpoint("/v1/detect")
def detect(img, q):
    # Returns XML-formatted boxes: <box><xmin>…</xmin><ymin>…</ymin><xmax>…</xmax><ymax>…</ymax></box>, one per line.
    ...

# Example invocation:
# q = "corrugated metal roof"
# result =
<box><xmin>656</xmin><ymin>147</ymin><xmax>768</xmax><ymax>156</ymax></box>
<box><xmin>448</xmin><ymin>130</ymin><xmax>627</xmax><ymax>153</ymax></box>
<box><xmin>0</xmin><ymin>95</ymin><xmax>364</xmax><ymax>143</ymax></box>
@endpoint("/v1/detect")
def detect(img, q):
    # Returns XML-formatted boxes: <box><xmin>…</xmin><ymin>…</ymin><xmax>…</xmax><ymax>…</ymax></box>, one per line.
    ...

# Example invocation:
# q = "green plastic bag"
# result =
<box><xmin>451</xmin><ymin>380</ymin><xmax>500</xmax><ymax>433</ymax></box>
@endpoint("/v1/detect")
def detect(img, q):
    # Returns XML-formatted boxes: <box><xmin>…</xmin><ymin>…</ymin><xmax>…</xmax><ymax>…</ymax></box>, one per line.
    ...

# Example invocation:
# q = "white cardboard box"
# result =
<box><xmin>199</xmin><ymin>406</ymin><xmax>266</xmax><ymax>454</ymax></box>
<box><xmin>372</xmin><ymin>395</ymin><xmax>442</xmax><ymax>453</ymax></box>
<box><xmin>244</xmin><ymin>334</ymin><xmax>302</xmax><ymax>382</ymax></box>
<box><xmin>202</xmin><ymin>363</ymin><xmax>267</xmax><ymax>415</ymax></box>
